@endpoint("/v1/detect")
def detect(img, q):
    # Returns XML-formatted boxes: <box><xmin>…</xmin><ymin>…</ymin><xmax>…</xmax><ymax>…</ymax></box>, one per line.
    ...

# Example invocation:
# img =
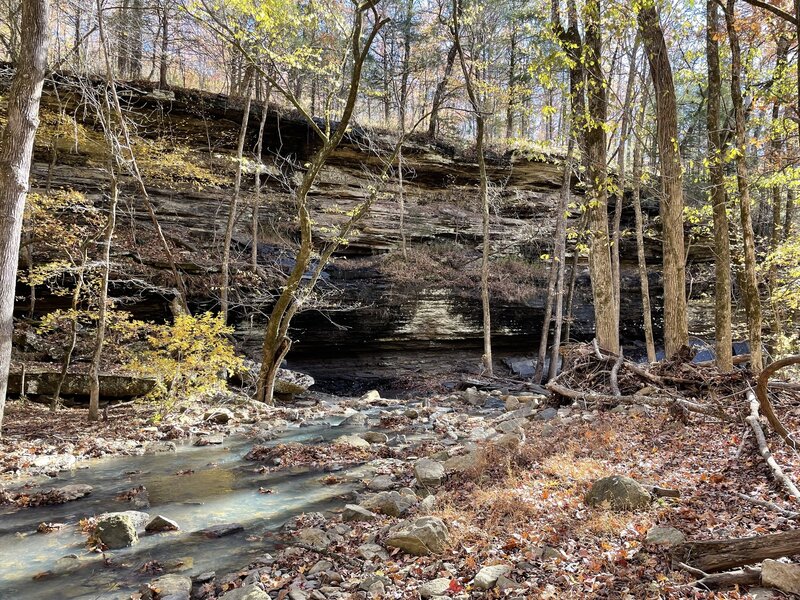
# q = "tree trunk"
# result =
<box><xmin>221</xmin><ymin>71</ymin><xmax>253</xmax><ymax>322</ymax></box>
<box><xmin>89</xmin><ymin>170</ymin><xmax>118</xmax><ymax>422</ymax></box>
<box><xmin>632</xmin><ymin>81</ymin><xmax>657</xmax><ymax>363</ymax></box>
<box><xmin>398</xmin><ymin>0</ymin><xmax>413</xmax><ymax>131</ymax></box>
<box><xmin>785</xmin><ymin>189</ymin><xmax>795</xmax><ymax>239</ymax></box>
<box><xmin>584</xmin><ymin>0</ymin><xmax>619</xmax><ymax>354</ymax></box>
<box><xmin>428</xmin><ymin>44</ymin><xmax>457</xmax><ymax>139</ymax></box>
<box><xmin>252</xmin><ymin>88</ymin><xmax>270</xmax><ymax>270</ymax></box>
<box><xmin>452</xmin><ymin>0</ymin><xmax>493</xmax><ymax>376</ymax></box>
<box><xmin>675</xmin><ymin>529</ymin><xmax>800</xmax><ymax>573</ymax></box>
<box><xmin>706</xmin><ymin>0</ymin><xmax>733</xmax><ymax>372</ymax></box>
<box><xmin>544</xmin><ymin>133</ymin><xmax>574</xmax><ymax>382</ymax></box>
<box><xmin>0</xmin><ymin>0</ymin><xmax>49</xmax><ymax>436</ymax></box>
<box><xmin>725</xmin><ymin>0</ymin><xmax>763</xmax><ymax>374</ymax></box>
<box><xmin>638</xmin><ymin>0</ymin><xmax>688</xmax><ymax>358</ymax></box>
<box><xmin>159</xmin><ymin>4</ymin><xmax>168</xmax><ymax>88</ymax></box>
<box><xmin>52</xmin><ymin>248</ymin><xmax>88</xmax><ymax>411</ymax></box>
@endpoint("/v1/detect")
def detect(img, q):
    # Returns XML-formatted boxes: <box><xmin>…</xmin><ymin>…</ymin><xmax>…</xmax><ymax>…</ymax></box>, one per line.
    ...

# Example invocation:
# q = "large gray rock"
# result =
<box><xmin>444</xmin><ymin>451</ymin><xmax>481</xmax><ymax>475</ymax></box>
<box><xmin>585</xmin><ymin>476</ymin><xmax>651</xmax><ymax>510</ymax></box>
<box><xmin>142</xmin><ymin>574</ymin><xmax>192</xmax><ymax>600</ymax></box>
<box><xmin>361</xmin><ymin>490</ymin><xmax>417</xmax><ymax>517</ymax></box>
<box><xmin>52</xmin><ymin>484</ymin><xmax>92</xmax><ymax>502</ymax></box>
<box><xmin>414</xmin><ymin>458</ymin><xmax>445</xmax><ymax>487</ymax></box>
<box><xmin>338</xmin><ymin>412</ymin><xmax>368</xmax><ymax>427</ymax></box>
<box><xmin>96</xmin><ymin>513</ymin><xmax>138</xmax><ymax>549</ymax></box>
<box><xmin>274</xmin><ymin>368</ymin><xmax>315</xmax><ymax>396</ymax></box>
<box><xmin>221</xmin><ymin>584</ymin><xmax>270</xmax><ymax>600</ymax></box>
<box><xmin>295</xmin><ymin>527</ymin><xmax>330</xmax><ymax>549</ymax></box>
<box><xmin>384</xmin><ymin>516</ymin><xmax>449</xmax><ymax>555</ymax></box>
<box><xmin>762</xmin><ymin>560</ymin><xmax>800</xmax><ymax>595</ymax></box>
<box><xmin>7</xmin><ymin>368</ymin><xmax>155</xmax><ymax>398</ymax></box>
<box><xmin>361</xmin><ymin>431</ymin><xmax>389</xmax><ymax>444</ymax></box>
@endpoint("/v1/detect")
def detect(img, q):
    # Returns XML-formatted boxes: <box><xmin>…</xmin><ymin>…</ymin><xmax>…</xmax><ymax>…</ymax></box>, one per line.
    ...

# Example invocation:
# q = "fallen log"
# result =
<box><xmin>674</xmin><ymin>529</ymin><xmax>800</xmax><ymax>572</ymax></box>
<box><xmin>745</xmin><ymin>391</ymin><xmax>800</xmax><ymax>500</ymax></box>
<box><xmin>690</xmin><ymin>566</ymin><xmax>761</xmax><ymax>589</ymax></box>
<box><xmin>756</xmin><ymin>355</ymin><xmax>800</xmax><ymax>449</ymax></box>
<box><xmin>546</xmin><ymin>382</ymin><xmax>729</xmax><ymax>420</ymax></box>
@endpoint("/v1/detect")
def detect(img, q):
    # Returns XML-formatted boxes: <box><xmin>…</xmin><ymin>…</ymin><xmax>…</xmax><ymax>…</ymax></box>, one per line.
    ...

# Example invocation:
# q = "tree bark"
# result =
<box><xmin>428</xmin><ymin>44</ymin><xmax>457</xmax><ymax>139</ymax></box>
<box><xmin>638</xmin><ymin>0</ymin><xmax>688</xmax><ymax>358</ymax></box>
<box><xmin>584</xmin><ymin>0</ymin><xmax>619</xmax><ymax>354</ymax></box>
<box><xmin>724</xmin><ymin>0</ymin><xmax>763</xmax><ymax>373</ymax></box>
<box><xmin>675</xmin><ymin>529</ymin><xmax>800</xmax><ymax>573</ymax></box>
<box><xmin>632</xmin><ymin>83</ymin><xmax>657</xmax><ymax>363</ymax></box>
<box><xmin>706</xmin><ymin>0</ymin><xmax>733</xmax><ymax>372</ymax></box>
<box><xmin>221</xmin><ymin>70</ymin><xmax>253</xmax><ymax>322</ymax></box>
<box><xmin>252</xmin><ymin>88</ymin><xmax>270</xmax><ymax>270</ymax></box>
<box><xmin>0</xmin><ymin>0</ymin><xmax>49</xmax><ymax>435</ymax></box>
<box><xmin>159</xmin><ymin>3</ymin><xmax>169</xmax><ymax>88</ymax></box>
<box><xmin>452</xmin><ymin>0</ymin><xmax>493</xmax><ymax>376</ymax></box>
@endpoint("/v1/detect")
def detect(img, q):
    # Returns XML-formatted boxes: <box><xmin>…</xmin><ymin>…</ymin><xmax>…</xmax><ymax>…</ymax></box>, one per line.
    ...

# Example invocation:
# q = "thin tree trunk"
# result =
<box><xmin>632</xmin><ymin>84</ymin><xmax>657</xmax><ymax>363</ymax></box>
<box><xmin>725</xmin><ymin>0</ymin><xmax>763</xmax><ymax>374</ymax></box>
<box><xmin>0</xmin><ymin>0</ymin><xmax>49</xmax><ymax>436</ymax></box>
<box><xmin>252</xmin><ymin>88</ymin><xmax>270</xmax><ymax>270</ymax></box>
<box><xmin>452</xmin><ymin>0</ymin><xmax>493</xmax><ymax>376</ymax></box>
<box><xmin>785</xmin><ymin>189</ymin><xmax>795</xmax><ymax>239</ymax></box>
<box><xmin>544</xmin><ymin>133</ymin><xmax>574</xmax><ymax>382</ymax></box>
<box><xmin>638</xmin><ymin>0</ymin><xmax>688</xmax><ymax>358</ymax></box>
<box><xmin>52</xmin><ymin>248</ymin><xmax>88</xmax><ymax>411</ymax></box>
<box><xmin>221</xmin><ymin>71</ymin><xmax>253</xmax><ymax>323</ymax></box>
<box><xmin>89</xmin><ymin>169</ymin><xmax>118</xmax><ymax>422</ymax></box>
<box><xmin>707</xmin><ymin>0</ymin><xmax>733</xmax><ymax>372</ymax></box>
<box><xmin>612</xmin><ymin>38</ymin><xmax>640</xmax><ymax>331</ymax></box>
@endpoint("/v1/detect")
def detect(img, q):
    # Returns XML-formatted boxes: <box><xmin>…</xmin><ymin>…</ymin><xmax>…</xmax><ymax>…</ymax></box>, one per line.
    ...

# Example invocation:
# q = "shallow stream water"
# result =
<box><xmin>0</xmin><ymin>417</ymin><xmax>373</xmax><ymax>600</ymax></box>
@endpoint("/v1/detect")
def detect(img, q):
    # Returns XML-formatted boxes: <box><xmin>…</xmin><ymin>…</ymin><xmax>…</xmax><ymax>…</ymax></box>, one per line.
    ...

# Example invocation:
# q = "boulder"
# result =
<box><xmin>535</xmin><ymin>407</ymin><xmax>558</xmax><ymax>421</ymax></box>
<box><xmin>204</xmin><ymin>408</ymin><xmax>233</xmax><ymax>424</ymax></box>
<box><xmin>221</xmin><ymin>585</ymin><xmax>270</xmax><ymax>600</ymax></box>
<box><xmin>762</xmin><ymin>560</ymin><xmax>800</xmax><ymax>595</ymax></box>
<box><xmin>358</xmin><ymin>542</ymin><xmax>389</xmax><ymax>561</ymax></box>
<box><xmin>361</xmin><ymin>431</ymin><xmax>389</xmax><ymax>444</ymax></box>
<box><xmin>145</xmin><ymin>515</ymin><xmax>180</xmax><ymax>533</ymax></box>
<box><xmin>473</xmin><ymin>565</ymin><xmax>511</xmax><ymax>590</ymax></box>
<box><xmin>360</xmin><ymin>390</ymin><xmax>381</xmax><ymax>403</ymax></box>
<box><xmin>96</xmin><ymin>513</ymin><xmax>138</xmax><ymax>549</ymax></box>
<box><xmin>142</xmin><ymin>574</ymin><xmax>192</xmax><ymax>600</ymax></box>
<box><xmin>343</xmin><ymin>504</ymin><xmax>378</xmax><ymax>522</ymax></box>
<box><xmin>419</xmin><ymin>578</ymin><xmax>452</xmax><ymax>598</ymax></box>
<box><xmin>338</xmin><ymin>412</ymin><xmax>368</xmax><ymax>427</ymax></box>
<box><xmin>461</xmin><ymin>387</ymin><xmax>485</xmax><ymax>406</ymax></box>
<box><xmin>384</xmin><ymin>516</ymin><xmax>449</xmax><ymax>555</ymax></box>
<box><xmin>195</xmin><ymin>433</ymin><xmax>225</xmax><ymax>446</ymax></box>
<box><xmin>585</xmin><ymin>476</ymin><xmax>651</xmax><ymax>510</ymax></box>
<box><xmin>295</xmin><ymin>527</ymin><xmax>329</xmax><ymax>549</ymax></box>
<box><xmin>414</xmin><ymin>458</ymin><xmax>445</xmax><ymax>487</ymax></box>
<box><xmin>645</xmin><ymin>526</ymin><xmax>685</xmax><ymax>547</ymax></box>
<box><xmin>367</xmin><ymin>474</ymin><xmax>395</xmax><ymax>491</ymax></box>
<box><xmin>274</xmin><ymin>368</ymin><xmax>315</xmax><ymax>396</ymax></box>
<box><xmin>333</xmin><ymin>434</ymin><xmax>371</xmax><ymax>449</ymax></box>
<box><xmin>98</xmin><ymin>510</ymin><xmax>150</xmax><ymax>531</ymax></box>
<box><xmin>7</xmin><ymin>368</ymin><xmax>156</xmax><ymax>399</ymax></box>
<box><xmin>444</xmin><ymin>451</ymin><xmax>481</xmax><ymax>475</ymax></box>
<box><xmin>53</xmin><ymin>484</ymin><xmax>93</xmax><ymax>502</ymax></box>
<box><xmin>361</xmin><ymin>490</ymin><xmax>417</xmax><ymax>517</ymax></box>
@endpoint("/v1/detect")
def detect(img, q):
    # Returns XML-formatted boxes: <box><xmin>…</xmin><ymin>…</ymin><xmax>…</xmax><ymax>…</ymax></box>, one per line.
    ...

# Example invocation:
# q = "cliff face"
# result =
<box><xmin>10</xmin><ymin>76</ymin><xmax>691</xmax><ymax>394</ymax></box>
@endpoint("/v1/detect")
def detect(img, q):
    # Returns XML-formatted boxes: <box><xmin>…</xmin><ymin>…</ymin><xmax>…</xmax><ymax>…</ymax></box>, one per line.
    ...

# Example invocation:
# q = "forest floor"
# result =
<box><xmin>2</xmin><ymin>354</ymin><xmax>800</xmax><ymax>599</ymax></box>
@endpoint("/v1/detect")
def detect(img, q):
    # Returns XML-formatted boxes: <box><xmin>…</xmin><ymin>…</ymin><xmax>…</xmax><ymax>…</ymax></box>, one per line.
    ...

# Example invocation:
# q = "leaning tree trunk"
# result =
<box><xmin>638</xmin><ymin>0</ymin><xmax>689</xmax><ymax>358</ymax></box>
<box><xmin>725</xmin><ymin>0</ymin><xmax>764</xmax><ymax>374</ymax></box>
<box><xmin>706</xmin><ymin>0</ymin><xmax>733</xmax><ymax>372</ymax></box>
<box><xmin>0</xmin><ymin>0</ymin><xmax>49</xmax><ymax>436</ymax></box>
<box><xmin>428</xmin><ymin>44</ymin><xmax>457</xmax><ymax>139</ymax></box>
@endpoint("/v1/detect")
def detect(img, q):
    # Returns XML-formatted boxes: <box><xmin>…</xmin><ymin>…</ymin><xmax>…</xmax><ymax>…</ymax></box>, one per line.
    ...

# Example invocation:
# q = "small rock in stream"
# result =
<box><xmin>141</xmin><ymin>574</ymin><xmax>192</xmax><ymax>600</ymax></box>
<box><xmin>145</xmin><ymin>515</ymin><xmax>180</xmax><ymax>533</ymax></box>
<box><xmin>96</xmin><ymin>513</ymin><xmax>139</xmax><ymax>549</ymax></box>
<box><xmin>198</xmin><ymin>523</ymin><xmax>244</xmax><ymax>538</ymax></box>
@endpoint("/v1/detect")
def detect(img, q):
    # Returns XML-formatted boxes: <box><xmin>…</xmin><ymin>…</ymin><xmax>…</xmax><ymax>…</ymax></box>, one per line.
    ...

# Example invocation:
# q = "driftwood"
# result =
<box><xmin>674</xmin><ymin>529</ymin><xmax>800</xmax><ymax>572</ymax></box>
<box><xmin>756</xmin><ymin>355</ymin><xmax>800</xmax><ymax>449</ymax></box>
<box><xmin>546</xmin><ymin>381</ymin><xmax>729</xmax><ymax>420</ymax></box>
<box><xmin>746</xmin><ymin>391</ymin><xmax>800</xmax><ymax>500</ymax></box>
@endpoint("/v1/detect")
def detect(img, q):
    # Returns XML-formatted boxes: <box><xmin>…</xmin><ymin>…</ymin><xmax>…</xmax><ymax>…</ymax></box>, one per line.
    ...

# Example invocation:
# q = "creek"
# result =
<box><xmin>0</xmin><ymin>415</ymin><xmax>379</xmax><ymax>600</ymax></box>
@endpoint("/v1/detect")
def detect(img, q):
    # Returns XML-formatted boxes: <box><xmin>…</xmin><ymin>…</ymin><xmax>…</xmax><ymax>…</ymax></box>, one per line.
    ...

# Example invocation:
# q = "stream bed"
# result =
<box><xmin>0</xmin><ymin>416</ymin><xmax>376</xmax><ymax>600</ymax></box>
